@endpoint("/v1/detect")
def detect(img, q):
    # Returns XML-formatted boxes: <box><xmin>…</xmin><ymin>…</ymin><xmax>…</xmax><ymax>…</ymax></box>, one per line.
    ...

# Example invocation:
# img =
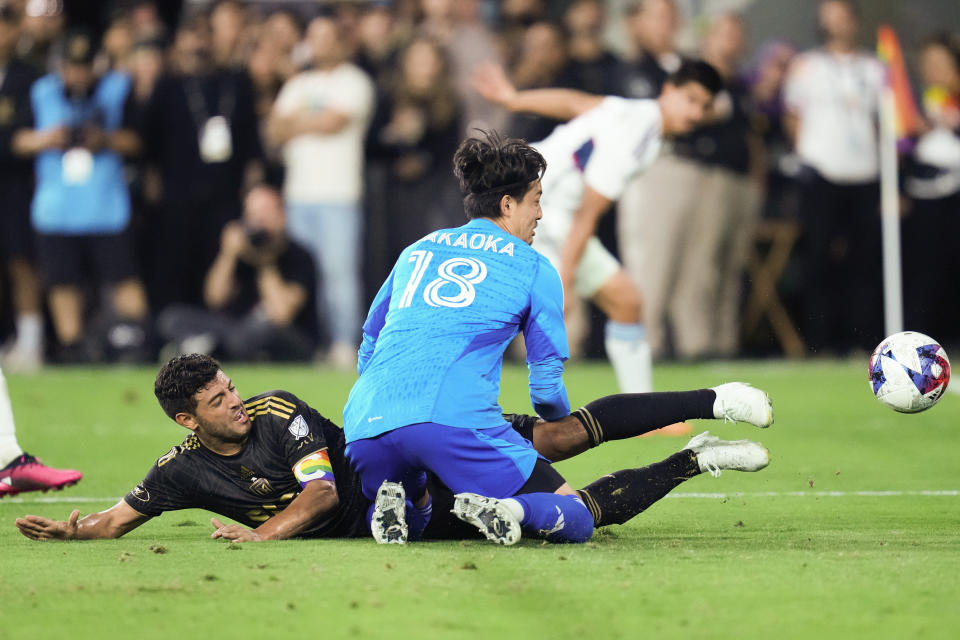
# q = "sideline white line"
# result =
<box><xmin>3</xmin><ymin>490</ymin><xmax>959</xmax><ymax>505</ymax></box>
<box><xmin>667</xmin><ymin>490</ymin><xmax>960</xmax><ymax>499</ymax></box>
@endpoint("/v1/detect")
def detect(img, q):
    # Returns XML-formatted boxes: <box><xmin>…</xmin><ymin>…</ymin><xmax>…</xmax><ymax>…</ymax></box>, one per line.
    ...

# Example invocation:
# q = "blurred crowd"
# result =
<box><xmin>0</xmin><ymin>0</ymin><xmax>958</xmax><ymax>371</ymax></box>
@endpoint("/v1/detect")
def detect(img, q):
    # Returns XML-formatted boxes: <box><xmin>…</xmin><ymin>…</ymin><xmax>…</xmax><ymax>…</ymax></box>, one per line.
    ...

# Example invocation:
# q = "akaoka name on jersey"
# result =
<box><xmin>422</xmin><ymin>230</ymin><xmax>517</xmax><ymax>256</ymax></box>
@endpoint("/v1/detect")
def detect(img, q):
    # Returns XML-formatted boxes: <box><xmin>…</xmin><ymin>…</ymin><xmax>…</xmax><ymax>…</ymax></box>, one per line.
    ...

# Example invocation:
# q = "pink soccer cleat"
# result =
<box><xmin>0</xmin><ymin>453</ymin><xmax>82</xmax><ymax>498</ymax></box>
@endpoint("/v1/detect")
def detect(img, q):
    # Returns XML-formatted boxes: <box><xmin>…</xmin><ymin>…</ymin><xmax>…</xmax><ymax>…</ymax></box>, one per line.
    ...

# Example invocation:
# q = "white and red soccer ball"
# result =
<box><xmin>869</xmin><ymin>331</ymin><xmax>951</xmax><ymax>413</ymax></box>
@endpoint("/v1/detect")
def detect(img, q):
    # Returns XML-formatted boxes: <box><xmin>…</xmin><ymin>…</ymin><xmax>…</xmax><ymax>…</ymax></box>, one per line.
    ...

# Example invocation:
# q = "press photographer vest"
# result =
<box><xmin>30</xmin><ymin>71</ymin><xmax>131</xmax><ymax>234</ymax></box>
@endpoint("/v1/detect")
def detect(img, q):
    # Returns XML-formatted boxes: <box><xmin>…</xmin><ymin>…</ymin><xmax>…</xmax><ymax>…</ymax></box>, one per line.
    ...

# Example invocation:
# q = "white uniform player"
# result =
<box><xmin>473</xmin><ymin>60</ymin><xmax>721</xmax><ymax>399</ymax></box>
<box><xmin>533</xmin><ymin>97</ymin><xmax>664</xmax><ymax>298</ymax></box>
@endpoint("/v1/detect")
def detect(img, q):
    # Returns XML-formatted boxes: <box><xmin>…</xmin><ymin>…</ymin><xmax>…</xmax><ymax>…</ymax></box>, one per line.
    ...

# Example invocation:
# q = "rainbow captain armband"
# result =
<box><xmin>293</xmin><ymin>449</ymin><xmax>335</xmax><ymax>488</ymax></box>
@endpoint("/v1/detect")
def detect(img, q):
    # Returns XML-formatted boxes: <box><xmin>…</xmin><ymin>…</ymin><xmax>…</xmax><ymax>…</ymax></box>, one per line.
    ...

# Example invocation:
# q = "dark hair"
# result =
<box><xmin>453</xmin><ymin>130</ymin><xmax>546</xmax><ymax>220</ymax></box>
<box><xmin>154</xmin><ymin>354</ymin><xmax>222</xmax><ymax>420</ymax></box>
<box><xmin>666</xmin><ymin>59</ymin><xmax>724</xmax><ymax>96</ymax></box>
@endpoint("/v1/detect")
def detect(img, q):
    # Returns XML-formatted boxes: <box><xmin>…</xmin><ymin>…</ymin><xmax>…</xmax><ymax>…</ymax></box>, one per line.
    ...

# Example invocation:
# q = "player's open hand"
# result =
<box><xmin>15</xmin><ymin>509</ymin><xmax>80</xmax><ymax>541</ymax></box>
<box><xmin>471</xmin><ymin>62</ymin><xmax>517</xmax><ymax>108</ymax></box>
<box><xmin>210</xmin><ymin>517</ymin><xmax>263</xmax><ymax>542</ymax></box>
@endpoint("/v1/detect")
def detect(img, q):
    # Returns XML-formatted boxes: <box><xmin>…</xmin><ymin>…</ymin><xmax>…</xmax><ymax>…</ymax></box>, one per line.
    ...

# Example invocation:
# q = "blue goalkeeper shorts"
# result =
<box><xmin>345</xmin><ymin>421</ymin><xmax>543</xmax><ymax>504</ymax></box>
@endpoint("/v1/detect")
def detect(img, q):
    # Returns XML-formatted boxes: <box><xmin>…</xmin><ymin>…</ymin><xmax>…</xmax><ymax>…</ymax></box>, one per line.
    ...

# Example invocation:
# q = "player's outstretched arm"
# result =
<box><xmin>558</xmin><ymin>186</ymin><xmax>614</xmax><ymax>295</ymax></box>
<box><xmin>15</xmin><ymin>500</ymin><xmax>151</xmax><ymax>541</ymax></box>
<box><xmin>210</xmin><ymin>478</ymin><xmax>339</xmax><ymax>542</ymax></box>
<box><xmin>472</xmin><ymin>62</ymin><xmax>605</xmax><ymax>122</ymax></box>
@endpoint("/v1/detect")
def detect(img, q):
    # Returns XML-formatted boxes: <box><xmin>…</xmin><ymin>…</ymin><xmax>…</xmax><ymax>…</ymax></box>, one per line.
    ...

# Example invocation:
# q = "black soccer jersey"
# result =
<box><xmin>124</xmin><ymin>390</ymin><xmax>368</xmax><ymax>538</ymax></box>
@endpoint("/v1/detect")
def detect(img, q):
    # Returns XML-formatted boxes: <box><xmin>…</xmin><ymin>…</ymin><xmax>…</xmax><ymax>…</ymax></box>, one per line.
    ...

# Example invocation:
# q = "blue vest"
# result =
<box><xmin>30</xmin><ymin>71</ymin><xmax>132</xmax><ymax>234</ymax></box>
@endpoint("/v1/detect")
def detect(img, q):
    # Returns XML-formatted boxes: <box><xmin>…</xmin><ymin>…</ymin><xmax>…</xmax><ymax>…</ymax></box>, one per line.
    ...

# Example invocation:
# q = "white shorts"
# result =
<box><xmin>532</xmin><ymin>208</ymin><xmax>621</xmax><ymax>299</ymax></box>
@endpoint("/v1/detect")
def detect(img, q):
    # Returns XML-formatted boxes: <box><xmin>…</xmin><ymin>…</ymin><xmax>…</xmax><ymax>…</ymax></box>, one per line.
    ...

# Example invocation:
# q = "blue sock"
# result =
<box><xmin>510</xmin><ymin>492</ymin><xmax>594</xmax><ymax>543</ymax></box>
<box><xmin>406</xmin><ymin>496</ymin><xmax>432</xmax><ymax>541</ymax></box>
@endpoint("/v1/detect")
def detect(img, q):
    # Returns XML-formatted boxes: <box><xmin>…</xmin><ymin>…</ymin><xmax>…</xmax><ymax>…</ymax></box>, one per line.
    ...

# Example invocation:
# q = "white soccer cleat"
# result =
<box><xmin>684</xmin><ymin>430</ymin><xmax>770</xmax><ymax>478</ymax></box>
<box><xmin>452</xmin><ymin>493</ymin><xmax>522</xmax><ymax>546</ymax></box>
<box><xmin>712</xmin><ymin>382</ymin><xmax>773</xmax><ymax>428</ymax></box>
<box><xmin>371</xmin><ymin>480</ymin><xmax>408</xmax><ymax>544</ymax></box>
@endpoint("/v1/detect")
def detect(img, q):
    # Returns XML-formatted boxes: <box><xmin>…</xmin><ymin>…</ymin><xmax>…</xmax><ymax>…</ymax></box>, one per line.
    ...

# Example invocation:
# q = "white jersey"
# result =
<box><xmin>535</xmin><ymin>96</ymin><xmax>664</xmax><ymax>224</ymax></box>
<box><xmin>783</xmin><ymin>49</ymin><xmax>885</xmax><ymax>184</ymax></box>
<box><xmin>273</xmin><ymin>63</ymin><xmax>375</xmax><ymax>204</ymax></box>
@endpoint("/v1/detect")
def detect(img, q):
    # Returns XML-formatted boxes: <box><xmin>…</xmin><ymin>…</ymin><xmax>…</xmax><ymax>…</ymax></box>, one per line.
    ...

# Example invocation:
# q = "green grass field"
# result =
<box><xmin>1</xmin><ymin>360</ymin><xmax>958</xmax><ymax>640</ymax></box>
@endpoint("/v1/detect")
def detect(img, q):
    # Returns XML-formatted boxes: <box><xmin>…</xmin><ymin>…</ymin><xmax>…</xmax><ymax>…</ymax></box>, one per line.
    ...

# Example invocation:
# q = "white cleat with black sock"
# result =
<box><xmin>685</xmin><ymin>431</ymin><xmax>770</xmax><ymax>477</ymax></box>
<box><xmin>711</xmin><ymin>382</ymin><xmax>773</xmax><ymax>428</ymax></box>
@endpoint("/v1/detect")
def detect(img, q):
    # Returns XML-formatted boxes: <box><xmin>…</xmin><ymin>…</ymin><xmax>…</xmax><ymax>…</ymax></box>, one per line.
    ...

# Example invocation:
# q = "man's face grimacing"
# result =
<box><xmin>660</xmin><ymin>80</ymin><xmax>715</xmax><ymax>135</ymax></box>
<box><xmin>180</xmin><ymin>371</ymin><xmax>250</xmax><ymax>449</ymax></box>
<box><xmin>504</xmin><ymin>180</ymin><xmax>543</xmax><ymax>245</ymax></box>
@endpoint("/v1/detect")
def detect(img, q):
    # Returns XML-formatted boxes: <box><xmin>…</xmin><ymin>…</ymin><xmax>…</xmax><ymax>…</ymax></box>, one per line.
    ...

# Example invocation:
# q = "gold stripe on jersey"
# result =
<box><xmin>248</xmin><ymin>406</ymin><xmax>293</xmax><ymax>422</ymax></box>
<box><xmin>572</xmin><ymin>407</ymin><xmax>603</xmax><ymax>447</ymax></box>
<box><xmin>245</xmin><ymin>395</ymin><xmax>296</xmax><ymax>412</ymax></box>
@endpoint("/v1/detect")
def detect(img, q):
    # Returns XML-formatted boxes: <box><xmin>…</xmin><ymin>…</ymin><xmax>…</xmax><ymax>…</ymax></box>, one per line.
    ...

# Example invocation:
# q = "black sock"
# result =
<box><xmin>572</xmin><ymin>390</ymin><xmax>716</xmax><ymax>447</ymax></box>
<box><xmin>578</xmin><ymin>451</ymin><xmax>700</xmax><ymax>527</ymax></box>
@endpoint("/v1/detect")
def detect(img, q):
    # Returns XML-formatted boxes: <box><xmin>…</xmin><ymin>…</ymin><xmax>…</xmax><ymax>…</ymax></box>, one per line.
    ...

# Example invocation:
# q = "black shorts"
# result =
<box><xmin>0</xmin><ymin>178</ymin><xmax>36</xmax><ymax>260</ymax></box>
<box><xmin>36</xmin><ymin>229</ymin><xmax>139</xmax><ymax>287</ymax></box>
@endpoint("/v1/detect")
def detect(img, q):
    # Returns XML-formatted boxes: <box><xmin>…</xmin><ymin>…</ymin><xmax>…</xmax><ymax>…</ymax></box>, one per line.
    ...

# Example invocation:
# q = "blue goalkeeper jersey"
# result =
<box><xmin>343</xmin><ymin>217</ymin><xmax>570</xmax><ymax>443</ymax></box>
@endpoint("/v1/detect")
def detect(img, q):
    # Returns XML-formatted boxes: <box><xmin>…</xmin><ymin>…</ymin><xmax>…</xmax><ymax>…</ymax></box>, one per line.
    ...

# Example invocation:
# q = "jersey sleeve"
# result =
<box><xmin>583</xmin><ymin>99</ymin><xmax>657</xmax><ymax>201</ymax></box>
<box><xmin>522</xmin><ymin>259</ymin><xmax>570</xmax><ymax>420</ymax></box>
<box><xmin>252</xmin><ymin>391</ymin><xmax>338</xmax><ymax>488</ymax></box>
<box><xmin>358</xmin><ymin>267</ymin><xmax>395</xmax><ymax>375</ymax></box>
<box><xmin>122</xmin><ymin>452</ymin><xmax>194</xmax><ymax>518</ymax></box>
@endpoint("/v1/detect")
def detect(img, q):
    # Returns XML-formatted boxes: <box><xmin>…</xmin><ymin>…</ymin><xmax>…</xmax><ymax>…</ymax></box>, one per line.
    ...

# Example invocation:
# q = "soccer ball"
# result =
<box><xmin>869</xmin><ymin>331</ymin><xmax>950</xmax><ymax>413</ymax></box>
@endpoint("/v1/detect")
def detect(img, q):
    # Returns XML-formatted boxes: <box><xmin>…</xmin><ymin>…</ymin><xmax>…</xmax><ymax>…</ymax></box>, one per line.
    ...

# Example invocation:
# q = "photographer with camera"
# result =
<box><xmin>12</xmin><ymin>28</ymin><xmax>149</xmax><ymax>363</ymax></box>
<box><xmin>156</xmin><ymin>185</ymin><xmax>318</xmax><ymax>362</ymax></box>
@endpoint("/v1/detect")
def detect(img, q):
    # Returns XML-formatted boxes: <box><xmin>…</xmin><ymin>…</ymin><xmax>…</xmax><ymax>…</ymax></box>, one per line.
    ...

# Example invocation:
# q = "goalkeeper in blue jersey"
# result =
<box><xmin>343</xmin><ymin>131</ymin><xmax>596</xmax><ymax>545</ymax></box>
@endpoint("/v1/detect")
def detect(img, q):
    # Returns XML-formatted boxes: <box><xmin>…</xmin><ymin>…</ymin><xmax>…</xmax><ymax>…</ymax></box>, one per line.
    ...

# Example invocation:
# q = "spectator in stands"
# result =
<box><xmin>210</xmin><ymin>0</ymin><xmax>248</xmax><ymax>70</ymax></box>
<box><xmin>157</xmin><ymin>184</ymin><xmax>317</xmax><ymax>362</ymax></box>
<box><xmin>620</xmin><ymin>0</ymin><xmax>682</xmax><ymax>100</ymax></box>
<box><xmin>506</xmin><ymin>20</ymin><xmax>580</xmax><ymax>143</ymax></box>
<box><xmin>418</xmin><ymin>0</ymin><xmax>506</xmax><ymax>133</ymax></box>
<box><xmin>354</xmin><ymin>1</ymin><xmax>403</xmax><ymax>88</ymax></box>
<box><xmin>902</xmin><ymin>34</ymin><xmax>960</xmax><ymax>347</ymax></box>
<box><xmin>497</xmin><ymin>0</ymin><xmax>547</xmax><ymax>69</ymax></box>
<box><xmin>745</xmin><ymin>40</ymin><xmax>799</xmax><ymax>220</ymax></box>
<box><xmin>247</xmin><ymin>10</ymin><xmax>302</xmax><ymax>122</ymax></box>
<box><xmin>636</xmin><ymin>13</ymin><xmax>764</xmax><ymax>360</ymax></box>
<box><xmin>267</xmin><ymin>13</ymin><xmax>375</xmax><ymax>368</ymax></box>
<box><xmin>17</xmin><ymin>0</ymin><xmax>64</xmax><ymax>72</ymax></box>
<box><xmin>365</xmin><ymin>36</ymin><xmax>462</xmax><ymax>288</ymax></box>
<box><xmin>0</xmin><ymin>5</ymin><xmax>43</xmax><ymax>371</ymax></box>
<box><xmin>140</xmin><ymin>14</ymin><xmax>263</xmax><ymax>314</ymax></box>
<box><xmin>783</xmin><ymin>0</ymin><xmax>885</xmax><ymax>354</ymax></box>
<box><xmin>564</xmin><ymin>0</ymin><xmax>624</xmax><ymax>97</ymax></box>
<box><xmin>13</xmin><ymin>28</ymin><xmax>149</xmax><ymax>363</ymax></box>
<box><xmin>247</xmin><ymin>11</ymin><xmax>303</xmax><ymax>188</ymax></box>
<box><xmin>616</xmin><ymin>0</ymin><xmax>683</xmax><ymax>359</ymax></box>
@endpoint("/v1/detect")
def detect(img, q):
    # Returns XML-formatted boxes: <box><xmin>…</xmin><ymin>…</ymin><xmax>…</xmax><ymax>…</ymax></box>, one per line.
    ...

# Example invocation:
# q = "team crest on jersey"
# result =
<box><xmin>248</xmin><ymin>477</ymin><xmax>274</xmax><ymax>497</ymax></box>
<box><xmin>288</xmin><ymin>415</ymin><xmax>309</xmax><ymax>439</ymax></box>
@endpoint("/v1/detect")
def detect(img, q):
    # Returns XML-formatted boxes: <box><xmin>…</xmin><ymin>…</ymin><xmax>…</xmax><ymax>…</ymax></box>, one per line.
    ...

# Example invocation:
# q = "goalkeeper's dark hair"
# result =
<box><xmin>453</xmin><ymin>130</ymin><xmax>546</xmax><ymax>220</ymax></box>
<box><xmin>666</xmin><ymin>58</ymin><xmax>724</xmax><ymax>96</ymax></box>
<box><xmin>154</xmin><ymin>354</ymin><xmax>223</xmax><ymax>419</ymax></box>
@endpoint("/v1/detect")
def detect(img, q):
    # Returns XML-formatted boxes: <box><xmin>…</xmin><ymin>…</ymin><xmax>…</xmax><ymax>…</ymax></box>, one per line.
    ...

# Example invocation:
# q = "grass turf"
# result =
<box><xmin>1</xmin><ymin>360</ymin><xmax>958</xmax><ymax>639</ymax></box>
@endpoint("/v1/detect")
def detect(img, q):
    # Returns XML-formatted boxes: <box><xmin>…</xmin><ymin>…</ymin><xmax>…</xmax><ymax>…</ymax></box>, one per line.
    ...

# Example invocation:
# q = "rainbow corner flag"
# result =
<box><xmin>877</xmin><ymin>25</ymin><xmax>922</xmax><ymax>151</ymax></box>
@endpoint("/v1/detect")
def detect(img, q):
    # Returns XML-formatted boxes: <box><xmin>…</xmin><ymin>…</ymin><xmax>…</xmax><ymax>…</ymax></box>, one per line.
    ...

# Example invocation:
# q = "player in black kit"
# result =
<box><xmin>16</xmin><ymin>354</ymin><xmax>772</xmax><ymax>542</ymax></box>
